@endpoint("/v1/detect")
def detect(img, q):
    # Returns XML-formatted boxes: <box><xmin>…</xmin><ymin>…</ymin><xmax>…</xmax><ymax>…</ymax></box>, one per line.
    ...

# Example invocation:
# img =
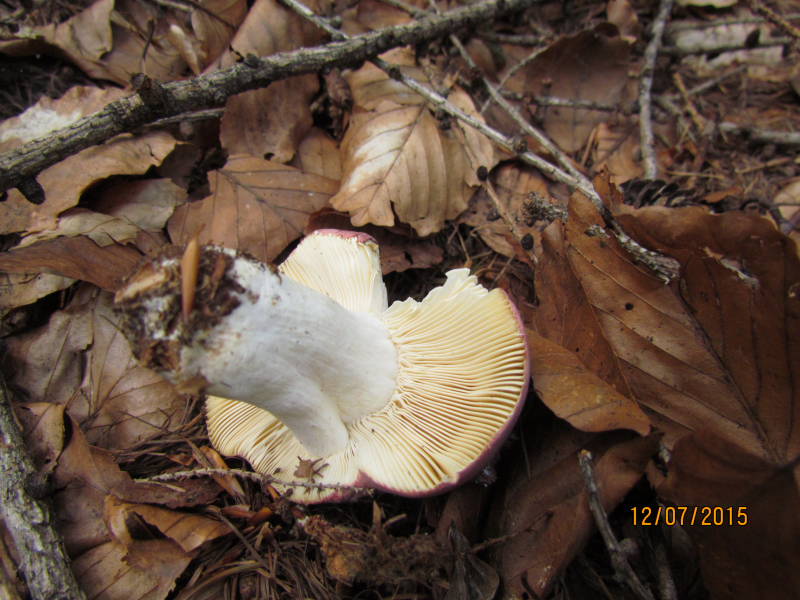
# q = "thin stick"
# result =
<box><xmin>660</xmin><ymin>38</ymin><xmax>790</xmax><ymax>56</ymax></box>
<box><xmin>448</xmin><ymin>33</ymin><xmax>597</xmax><ymax>199</ymax></box>
<box><xmin>639</xmin><ymin>0</ymin><xmax>675</xmax><ymax>180</ymax></box>
<box><xmin>718</xmin><ymin>122</ymin><xmax>800</xmax><ymax>147</ymax></box>
<box><xmin>748</xmin><ymin>0</ymin><xmax>800</xmax><ymax>40</ymax></box>
<box><xmin>138</xmin><ymin>467</ymin><xmax>375</xmax><ymax>493</ymax></box>
<box><xmin>0</xmin><ymin>0</ymin><xmax>540</xmax><ymax>198</ymax></box>
<box><xmin>0</xmin><ymin>378</ymin><xmax>87</xmax><ymax>600</ymax></box>
<box><xmin>579</xmin><ymin>450</ymin><xmax>656</xmax><ymax>600</ymax></box>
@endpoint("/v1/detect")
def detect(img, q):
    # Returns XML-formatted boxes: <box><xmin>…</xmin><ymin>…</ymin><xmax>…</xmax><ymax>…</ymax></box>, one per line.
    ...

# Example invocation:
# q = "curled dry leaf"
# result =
<box><xmin>82</xmin><ymin>0</ymin><xmax>190</xmax><ymax>84</ymax></box>
<box><xmin>168</xmin><ymin>154</ymin><xmax>337</xmax><ymax>262</ymax></box>
<box><xmin>104</xmin><ymin>497</ymin><xmax>229</xmax><ymax>553</ymax></box>
<box><xmin>0</xmin><ymin>86</ymin><xmax>176</xmax><ymax>235</ymax></box>
<box><xmin>15</xmin><ymin>406</ymin><xmax>219</xmax><ymax>558</ymax></box>
<box><xmin>71</xmin><ymin>539</ymin><xmax>191</xmax><ymax>600</ymax></box>
<box><xmin>499</xmin><ymin>25</ymin><xmax>632</xmax><ymax>153</ymax></box>
<box><xmin>212</xmin><ymin>0</ymin><xmax>325</xmax><ymax>162</ymax></box>
<box><xmin>331</xmin><ymin>48</ymin><xmax>496</xmax><ymax>236</ymax></box>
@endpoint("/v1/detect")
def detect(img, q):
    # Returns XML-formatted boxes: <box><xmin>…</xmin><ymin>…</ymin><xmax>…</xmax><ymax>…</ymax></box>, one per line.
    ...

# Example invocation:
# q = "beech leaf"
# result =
<box><xmin>212</xmin><ymin>0</ymin><xmax>324</xmax><ymax>162</ymax></box>
<box><xmin>331</xmin><ymin>49</ymin><xmax>495</xmax><ymax>236</ymax></box>
<box><xmin>168</xmin><ymin>154</ymin><xmax>337</xmax><ymax>262</ymax></box>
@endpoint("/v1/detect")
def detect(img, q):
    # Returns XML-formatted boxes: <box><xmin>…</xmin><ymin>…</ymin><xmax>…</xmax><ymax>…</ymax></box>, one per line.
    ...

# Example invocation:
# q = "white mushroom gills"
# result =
<box><xmin>117</xmin><ymin>230</ymin><xmax>529</xmax><ymax>502</ymax></box>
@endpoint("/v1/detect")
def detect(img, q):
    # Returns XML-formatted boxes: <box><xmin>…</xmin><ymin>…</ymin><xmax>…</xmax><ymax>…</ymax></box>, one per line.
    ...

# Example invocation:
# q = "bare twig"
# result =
<box><xmin>0</xmin><ymin>378</ymin><xmax>86</xmax><ymax>600</ymax></box>
<box><xmin>0</xmin><ymin>0</ymin><xmax>540</xmax><ymax>199</ymax></box>
<box><xmin>718</xmin><ymin>122</ymin><xmax>800</xmax><ymax>147</ymax></box>
<box><xmin>661</xmin><ymin>37</ymin><xmax>791</xmax><ymax>56</ymax></box>
<box><xmin>138</xmin><ymin>467</ymin><xmax>375</xmax><ymax>493</ymax></box>
<box><xmin>748</xmin><ymin>0</ymin><xmax>800</xmax><ymax>40</ymax></box>
<box><xmin>640</xmin><ymin>0</ymin><xmax>675</xmax><ymax>180</ymax></box>
<box><xmin>448</xmin><ymin>31</ymin><xmax>598</xmax><ymax>202</ymax></box>
<box><xmin>672</xmin><ymin>72</ymin><xmax>707</xmax><ymax>133</ymax></box>
<box><xmin>579</xmin><ymin>450</ymin><xmax>656</xmax><ymax>600</ymax></box>
<box><xmin>667</xmin><ymin>12</ymin><xmax>800</xmax><ymax>32</ymax></box>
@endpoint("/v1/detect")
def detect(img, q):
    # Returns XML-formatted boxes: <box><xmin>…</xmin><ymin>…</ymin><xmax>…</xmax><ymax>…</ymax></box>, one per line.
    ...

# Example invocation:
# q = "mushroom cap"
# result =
<box><xmin>206</xmin><ymin>229</ymin><xmax>529</xmax><ymax>502</ymax></box>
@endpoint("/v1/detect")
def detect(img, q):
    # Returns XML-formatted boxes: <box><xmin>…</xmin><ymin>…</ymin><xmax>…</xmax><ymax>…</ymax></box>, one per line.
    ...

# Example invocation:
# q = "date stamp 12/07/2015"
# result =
<box><xmin>631</xmin><ymin>505</ymin><xmax>748</xmax><ymax>527</ymax></box>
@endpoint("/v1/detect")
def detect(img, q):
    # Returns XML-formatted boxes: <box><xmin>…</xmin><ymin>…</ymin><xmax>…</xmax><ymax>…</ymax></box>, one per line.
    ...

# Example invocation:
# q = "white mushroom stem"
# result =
<box><xmin>126</xmin><ymin>252</ymin><xmax>399</xmax><ymax>458</ymax></box>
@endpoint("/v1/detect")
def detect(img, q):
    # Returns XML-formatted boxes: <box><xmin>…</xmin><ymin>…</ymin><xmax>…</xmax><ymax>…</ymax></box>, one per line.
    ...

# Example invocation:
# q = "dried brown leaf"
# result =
<box><xmin>4</xmin><ymin>302</ymin><xmax>93</xmax><ymax>408</ymax></box>
<box><xmin>212</xmin><ymin>0</ymin><xmax>324</xmax><ymax>162</ymax></box>
<box><xmin>17</xmin><ymin>208</ymin><xmax>141</xmax><ymax>248</ymax></box>
<box><xmin>0</xmin><ymin>0</ymin><xmax>114</xmax><ymax>71</ymax></box>
<box><xmin>0</xmin><ymin>272</ymin><xmax>75</xmax><ymax>313</ymax></box>
<box><xmin>28</xmin><ymin>411</ymin><xmax>217</xmax><ymax>556</ymax></box>
<box><xmin>80</xmin><ymin>293</ymin><xmax>188</xmax><ymax>449</ymax></box>
<box><xmin>0</xmin><ymin>237</ymin><xmax>141</xmax><ymax>291</ymax></box>
<box><xmin>531</xmin><ymin>184</ymin><xmax>799</xmax><ymax>596</ymax></box>
<box><xmin>6</xmin><ymin>290</ymin><xmax>188</xmax><ymax>450</ymax></box>
<box><xmin>72</xmin><ymin>539</ymin><xmax>191</xmax><ymax>600</ymax></box>
<box><xmin>191</xmin><ymin>0</ymin><xmax>248</xmax><ymax>68</ymax></box>
<box><xmin>590</xmin><ymin>121</ymin><xmax>642</xmax><ymax>183</ymax></box>
<box><xmin>168</xmin><ymin>154</ymin><xmax>337</xmax><ymax>262</ymax></box>
<box><xmin>611</xmin><ymin>205</ymin><xmax>800</xmax><ymax>458</ymax></box>
<box><xmin>610</xmin><ymin>204</ymin><xmax>800</xmax><ymax>597</ymax></box>
<box><xmin>489</xmin><ymin>427</ymin><xmax>657</xmax><ymax>597</ymax></box>
<box><xmin>86</xmin><ymin>0</ymin><xmax>190</xmax><ymax>84</ymax></box>
<box><xmin>459</xmin><ymin>164</ymin><xmax>556</xmax><ymax>263</ymax></box>
<box><xmin>105</xmin><ymin>497</ymin><xmax>229</xmax><ymax>553</ymax></box>
<box><xmin>92</xmin><ymin>178</ymin><xmax>187</xmax><ymax>232</ymax></box>
<box><xmin>658</xmin><ymin>432</ymin><xmax>800</xmax><ymax>599</ymax></box>
<box><xmin>502</xmin><ymin>26</ymin><xmax>631</xmax><ymax>152</ymax></box>
<box><xmin>527</xmin><ymin>329</ymin><xmax>650</xmax><ymax>435</ymax></box>
<box><xmin>0</xmin><ymin>86</ymin><xmax>176</xmax><ymax>234</ymax></box>
<box><xmin>293</xmin><ymin>128</ymin><xmax>342</xmax><ymax>181</ymax></box>
<box><xmin>331</xmin><ymin>48</ymin><xmax>495</xmax><ymax>236</ymax></box>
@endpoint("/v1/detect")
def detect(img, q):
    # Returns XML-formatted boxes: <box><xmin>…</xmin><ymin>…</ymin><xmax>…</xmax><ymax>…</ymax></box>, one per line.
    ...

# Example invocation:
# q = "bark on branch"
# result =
<box><xmin>0</xmin><ymin>378</ymin><xmax>86</xmax><ymax>600</ymax></box>
<box><xmin>0</xmin><ymin>0</ymin><xmax>539</xmax><ymax>200</ymax></box>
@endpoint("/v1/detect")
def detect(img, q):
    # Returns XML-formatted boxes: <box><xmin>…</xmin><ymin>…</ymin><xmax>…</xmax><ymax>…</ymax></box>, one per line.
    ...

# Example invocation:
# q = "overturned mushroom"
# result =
<box><xmin>115</xmin><ymin>230</ymin><xmax>529</xmax><ymax>502</ymax></box>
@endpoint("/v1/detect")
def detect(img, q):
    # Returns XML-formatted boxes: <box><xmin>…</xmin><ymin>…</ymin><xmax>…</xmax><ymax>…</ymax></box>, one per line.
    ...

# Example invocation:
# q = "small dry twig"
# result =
<box><xmin>639</xmin><ymin>0</ymin><xmax>675</xmax><ymax>180</ymax></box>
<box><xmin>139</xmin><ymin>466</ymin><xmax>375</xmax><ymax>493</ymax></box>
<box><xmin>748</xmin><ymin>0</ymin><xmax>800</xmax><ymax>40</ymax></box>
<box><xmin>579</xmin><ymin>450</ymin><xmax>656</xmax><ymax>600</ymax></box>
<box><xmin>718</xmin><ymin>122</ymin><xmax>800</xmax><ymax>148</ymax></box>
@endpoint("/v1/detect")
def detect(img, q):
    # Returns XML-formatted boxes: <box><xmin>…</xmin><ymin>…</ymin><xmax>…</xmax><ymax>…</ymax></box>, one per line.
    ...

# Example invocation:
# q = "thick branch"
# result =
<box><xmin>0</xmin><ymin>378</ymin><xmax>86</xmax><ymax>600</ymax></box>
<box><xmin>0</xmin><ymin>0</ymin><xmax>539</xmax><ymax>199</ymax></box>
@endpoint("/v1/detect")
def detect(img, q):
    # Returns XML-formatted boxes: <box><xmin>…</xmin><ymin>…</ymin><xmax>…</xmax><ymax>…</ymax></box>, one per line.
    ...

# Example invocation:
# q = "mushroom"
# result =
<box><xmin>115</xmin><ymin>230</ymin><xmax>529</xmax><ymax>502</ymax></box>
